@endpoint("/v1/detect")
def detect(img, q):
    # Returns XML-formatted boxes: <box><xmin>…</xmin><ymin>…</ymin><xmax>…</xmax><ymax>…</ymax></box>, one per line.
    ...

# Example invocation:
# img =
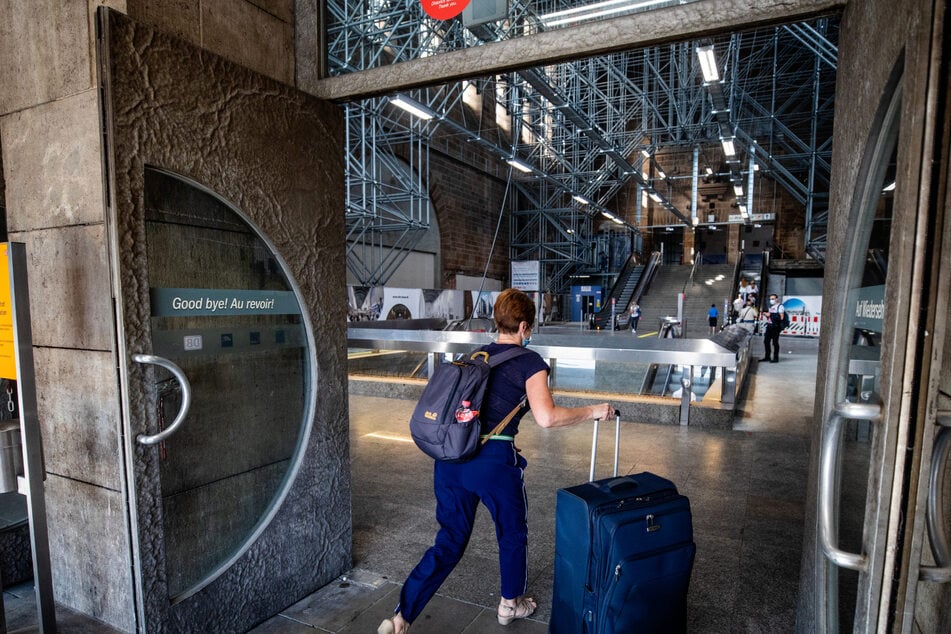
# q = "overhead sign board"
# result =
<box><xmin>727</xmin><ymin>212</ymin><xmax>777</xmax><ymax>223</ymax></box>
<box><xmin>511</xmin><ymin>260</ymin><xmax>540</xmax><ymax>291</ymax></box>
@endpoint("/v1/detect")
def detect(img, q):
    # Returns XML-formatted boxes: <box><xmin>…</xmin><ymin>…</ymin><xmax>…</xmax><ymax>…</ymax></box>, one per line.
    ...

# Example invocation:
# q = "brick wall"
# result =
<box><xmin>610</xmin><ymin>143</ymin><xmax>809</xmax><ymax>259</ymax></box>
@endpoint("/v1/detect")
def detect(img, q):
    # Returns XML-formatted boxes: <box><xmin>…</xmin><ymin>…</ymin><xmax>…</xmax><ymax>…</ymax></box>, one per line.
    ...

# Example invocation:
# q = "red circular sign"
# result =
<box><xmin>421</xmin><ymin>0</ymin><xmax>471</xmax><ymax>20</ymax></box>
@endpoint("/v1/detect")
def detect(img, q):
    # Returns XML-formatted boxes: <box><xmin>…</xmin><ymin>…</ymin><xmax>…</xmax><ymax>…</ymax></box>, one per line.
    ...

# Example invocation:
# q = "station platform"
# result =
<box><xmin>3</xmin><ymin>335</ymin><xmax>819</xmax><ymax>633</ymax></box>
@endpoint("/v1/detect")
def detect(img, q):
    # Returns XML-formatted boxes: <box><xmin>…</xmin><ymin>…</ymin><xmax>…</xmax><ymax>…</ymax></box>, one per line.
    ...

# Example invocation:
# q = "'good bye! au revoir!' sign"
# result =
<box><xmin>421</xmin><ymin>0</ymin><xmax>471</xmax><ymax>20</ymax></box>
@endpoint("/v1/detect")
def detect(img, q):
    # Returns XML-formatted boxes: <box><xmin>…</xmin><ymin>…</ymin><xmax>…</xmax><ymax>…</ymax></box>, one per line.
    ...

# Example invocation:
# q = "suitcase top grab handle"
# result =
<box><xmin>589</xmin><ymin>410</ymin><xmax>622</xmax><ymax>482</ymax></box>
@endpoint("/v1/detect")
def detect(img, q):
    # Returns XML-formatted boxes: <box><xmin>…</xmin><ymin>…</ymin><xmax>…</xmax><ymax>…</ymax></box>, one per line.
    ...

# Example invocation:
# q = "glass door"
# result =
<box><xmin>814</xmin><ymin>82</ymin><xmax>899</xmax><ymax>631</ymax></box>
<box><xmin>136</xmin><ymin>167</ymin><xmax>313</xmax><ymax>602</ymax></box>
<box><xmin>814</xmin><ymin>3</ymin><xmax>951</xmax><ymax>626</ymax></box>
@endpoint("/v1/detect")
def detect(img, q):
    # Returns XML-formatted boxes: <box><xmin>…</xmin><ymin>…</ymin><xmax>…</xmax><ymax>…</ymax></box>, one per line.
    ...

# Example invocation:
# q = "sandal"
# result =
<box><xmin>497</xmin><ymin>596</ymin><xmax>537</xmax><ymax>625</ymax></box>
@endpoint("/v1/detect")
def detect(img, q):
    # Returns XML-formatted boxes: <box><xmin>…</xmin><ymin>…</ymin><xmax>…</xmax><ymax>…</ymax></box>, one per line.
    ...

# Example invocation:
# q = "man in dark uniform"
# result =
<box><xmin>761</xmin><ymin>293</ymin><xmax>786</xmax><ymax>363</ymax></box>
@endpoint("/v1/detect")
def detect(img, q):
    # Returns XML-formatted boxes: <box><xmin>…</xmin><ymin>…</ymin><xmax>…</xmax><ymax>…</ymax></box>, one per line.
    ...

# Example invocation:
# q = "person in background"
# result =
<box><xmin>629</xmin><ymin>303</ymin><xmax>641</xmax><ymax>334</ymax></box>
<box><xmin>737</xmin><ymin>297</ymin><xmax>758</xmax><ymax>334</ymax></box>
<box><xmin>738</xmin><ymin>278</ymin><xmax>750</xmax><ymax>302</ymax></box>
<box><xmin>732</xmin><ymin>294</ymin><xmax>745</xmax><ymax>324</ymax></box>
<box><xmin>761</xmin><ymin>293</ymin><xmax>786</xmax><ymax>362</ymax></box>
<box><xmin>708</xmin><ymin>303</ymin><xmax>719</xmax><ymax>335</ymax></box>
<box><xmin>378</xmin><ymin>289</ymin><xmax>614</xmax><ymax>634</ymax></box>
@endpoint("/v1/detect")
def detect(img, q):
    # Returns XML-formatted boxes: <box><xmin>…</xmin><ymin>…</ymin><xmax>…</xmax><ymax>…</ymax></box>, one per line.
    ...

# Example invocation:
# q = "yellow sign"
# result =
<box><xmin>0</xmin><ymin>244</ymin><xmax>15</xmax><ymax>379</ymax></box>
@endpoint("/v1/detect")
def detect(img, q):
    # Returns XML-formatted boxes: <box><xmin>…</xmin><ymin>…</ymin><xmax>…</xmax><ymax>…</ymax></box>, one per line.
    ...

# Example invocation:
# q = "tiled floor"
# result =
<box><xmin>3</xmin><ymin>335</ymin><xmax>819</xmax><ymax>633</ymax></box>
<box><xmin>251</xmin><ymin>335</ymin><xmax>818</xmax><ymax>633</ymax></box>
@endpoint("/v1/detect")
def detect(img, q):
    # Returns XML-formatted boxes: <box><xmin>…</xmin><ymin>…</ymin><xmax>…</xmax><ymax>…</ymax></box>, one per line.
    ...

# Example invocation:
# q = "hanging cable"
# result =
<box><xmin>469</xmin><ymin>164</ymin><xmax>514</xmax><ymax>320</ymax></box>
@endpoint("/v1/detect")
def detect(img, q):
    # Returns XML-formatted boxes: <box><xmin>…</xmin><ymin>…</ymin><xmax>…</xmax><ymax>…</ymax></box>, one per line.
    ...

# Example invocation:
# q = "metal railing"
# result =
<box><xmin>348</xmin><ymin>328</ymin><xmax>748</xmax><ymax>422</ymax></box>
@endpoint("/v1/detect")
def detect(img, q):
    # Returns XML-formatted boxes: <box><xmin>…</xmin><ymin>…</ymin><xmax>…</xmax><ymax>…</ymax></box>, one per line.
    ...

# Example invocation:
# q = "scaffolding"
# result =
<box><xmin>326</xmin><ymin>1</ymin><xmax>838</xmax><ymax>292</ymax></box>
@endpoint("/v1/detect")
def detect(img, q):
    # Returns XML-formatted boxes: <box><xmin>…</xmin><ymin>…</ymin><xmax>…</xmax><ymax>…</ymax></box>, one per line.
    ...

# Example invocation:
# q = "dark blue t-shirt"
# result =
<box><xmin>480</xmin><ymin>343</ymin><xmax>550</xmax><ymax>437</ymax></box>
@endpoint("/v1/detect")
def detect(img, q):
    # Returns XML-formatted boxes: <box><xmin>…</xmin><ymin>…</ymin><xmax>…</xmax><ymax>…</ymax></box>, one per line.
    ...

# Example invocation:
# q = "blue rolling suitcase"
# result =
<box><xmin>550</xmin><ymin>412</ymin><xmax>696</xmax><ymax>633</ymax></box>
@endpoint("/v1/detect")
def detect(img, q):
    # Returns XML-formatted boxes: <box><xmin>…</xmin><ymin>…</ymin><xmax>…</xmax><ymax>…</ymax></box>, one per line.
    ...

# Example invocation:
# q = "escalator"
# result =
<box><xmin>639</xmin><ymin>319</ymin><xmax>727</xmax><ymax>400</ymax></box>
<box><xmin>640</xmin><ymin>317</ymin><xmax>684</xmax><ymax>396</ymax></box>
<box><xmin>590</xmin><ymin>251</ymin><xmax>661</xmax><ymax>330</ymax></box>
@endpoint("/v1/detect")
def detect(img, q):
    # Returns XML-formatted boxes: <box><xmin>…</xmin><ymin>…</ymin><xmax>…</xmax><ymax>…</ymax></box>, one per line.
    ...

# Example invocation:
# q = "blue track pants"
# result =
<box><xmin>396</xmin><ymin>440</ymin><xmax>529</xmax><ymax>624</ymax></box>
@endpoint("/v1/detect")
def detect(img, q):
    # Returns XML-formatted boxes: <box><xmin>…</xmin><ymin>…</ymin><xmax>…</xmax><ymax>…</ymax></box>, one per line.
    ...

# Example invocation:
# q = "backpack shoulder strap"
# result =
<box><xmin>484</xmin><ymin>345</ymin><xmax>532</xmax><ymax>367</ymax></box>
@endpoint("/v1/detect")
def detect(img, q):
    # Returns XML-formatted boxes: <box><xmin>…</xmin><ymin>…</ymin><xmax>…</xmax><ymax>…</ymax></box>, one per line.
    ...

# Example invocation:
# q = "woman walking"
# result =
<box><xmin>379</xmin><ymin>289</ymin><xmax>613</xmax><ymax>633</ymax></box>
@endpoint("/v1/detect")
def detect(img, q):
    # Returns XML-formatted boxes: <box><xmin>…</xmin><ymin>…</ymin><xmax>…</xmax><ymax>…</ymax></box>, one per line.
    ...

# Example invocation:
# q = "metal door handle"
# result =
<box><xmin>920</xmin><ymin>412</ymin><xmax>951</xmax><ymax>583</ymax></box>
<box><xmin>819</xmin><ymin>400</ymin><xmax>881</xmax><ymax>571</ymax></box>
<box><xmin>132</xmin><ymin>354</ymin><xmax>192</xmax><ymax>446</ymax></box>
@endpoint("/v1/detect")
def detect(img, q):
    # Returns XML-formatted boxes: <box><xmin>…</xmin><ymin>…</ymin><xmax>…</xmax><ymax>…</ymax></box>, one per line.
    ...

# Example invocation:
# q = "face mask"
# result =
<box><xmin>769</xmin><ymin>299</ymin><xmax>777</xmax><ymax>305</ymax></box>
<box><xmin>522</xmin><ymin>336</ymin><xmax>532</xmax><ymax>347</ymax></box>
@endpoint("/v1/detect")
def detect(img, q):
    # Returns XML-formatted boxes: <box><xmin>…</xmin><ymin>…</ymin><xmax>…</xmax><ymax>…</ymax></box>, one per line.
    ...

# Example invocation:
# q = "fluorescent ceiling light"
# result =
<box><xmin>649</xmin><ymin>191</ymin><xmax>662</xmax><ymax>203</ymax></box>
<box><xmin>705</xmin><ymin>166</ymin><xmax>714</xmax><ymax>175</ymax></box>
<box><xmin>696</xmin><ymin>45</ymin><xmax>719</xmax><ymax>82</ymax></box>
<box><xmin>882</xmin><ymin>181</ymin><xmax>896</xmax><ymax>192</ymax></box>
<box><xmin>656</xmin><ymin>168</ymin><xmax>667</xmax><ymax>179</ymax></box>
<box><xmin>721</xmin><ymin>138</ymin><xmax>736</xmax><ymax>157</ymax></box>
<box><xmin>738</xmin><ymin>204</ymin><xmax>748</xmax><ymax>216</ymax></box>
<box><xmin>641</xmin><ymin>148</ymin><xmax>652</xmax><ymax>159</ymax></box>
<box><xmin>572</xmin><ymin>194</ymin><xmax>590</xmax><ymax>205</ymax></box>
<box><xmin>601</xmin><ymin>211</ymin><xmax>617</xmax><ymax>220</ymax></box>
<box><xmin>540</xmin><ymin>0</ymin><xmax>669</xmax><ymax>28</ymax></box>
<box><xmin>390</xmin><ymin>95</ymin><xmax>434</xmax><ymax>120</ymax></box>
<box><xmin>611</xmin><ymin>217</ymin><xmax>624</xmax><ymax>225</ymax></box>
<box><xmin>733</xmin><ymin>184</ymin><xmax>744</xmax><ymax>197</ymax></box>
<box><xmin>753</xmin><ymin>163</ymin><xmax>760</xmax><ymax>171</ymax></box>
<box><xmin>506</xmin><ymin>158</ymin><xmax>533</xmax><ymax>173</ymax></box>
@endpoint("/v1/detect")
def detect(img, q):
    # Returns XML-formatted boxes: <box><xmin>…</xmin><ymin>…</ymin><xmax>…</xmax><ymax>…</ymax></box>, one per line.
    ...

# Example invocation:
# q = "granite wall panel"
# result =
<box><xmin>8</xmin><ymin>225</ymin><xmax>114</xmax><ymax>351</ymax></box>
<box><xmin>0</xmin><ymin>0</ymin><xmax>93</xmax><ymax>115</ymax></box>
<box><xmin>0</xmin><ymin>89</ymin><xmax>105</xmax><ymax>232</ymax></box>
<box><xmin>126</xmin><ymin>0</ymin><xmax>200</xmax><ymax>45</ymax></box>
<box><xmin>34</xmin><ymin>347</ymin><xmax>122</xmax><ymax>490</ymax></box>
<box><xmin>250</xmin><ymin>0</ymin><xmax>294</xmax><ymax>22</ymax></box>
<box><xmin>201</xmin><ymin>0</ymin><xmax>294</xmax><ymax>84</ymax></box>
<box><xmin>46</xmin><ymin>474</ymin><xmax>135</xmax><ymax>633</ymax></box>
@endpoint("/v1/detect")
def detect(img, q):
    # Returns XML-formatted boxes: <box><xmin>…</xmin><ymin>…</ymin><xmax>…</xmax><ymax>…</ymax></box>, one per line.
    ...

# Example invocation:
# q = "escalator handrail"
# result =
<box><xmin>728</xmin><ymin>250</ymin><xmax>745</xmax><ymax>311</ymax></box>
<box><xmin>683</xmin><ymin>250</ymin><xmax>701</xmax><ymax>293</ymax></box>
<box><xmin>630</xmin><ymin>251</ymin><xmax>662</xmax><ymax>309</ymax></box>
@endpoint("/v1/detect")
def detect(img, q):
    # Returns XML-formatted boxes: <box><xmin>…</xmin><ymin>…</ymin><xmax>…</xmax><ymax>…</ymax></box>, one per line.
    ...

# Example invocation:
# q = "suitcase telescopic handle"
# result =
<box><xmin>589</xmin><ymin>410</ymin><xmax>622</xmax><ymax>482</ymax></box>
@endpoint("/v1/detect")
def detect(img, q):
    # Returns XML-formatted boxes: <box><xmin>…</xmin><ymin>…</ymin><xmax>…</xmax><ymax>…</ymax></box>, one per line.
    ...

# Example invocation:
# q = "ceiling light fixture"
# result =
<box><xmin>641</xmin><ymin>148</ymin><xmax>652</xmax><ymax>159</ymax></box>
<box><xmin>572</xmin><ymin>194</ymin><xmax>590</xmax><ymax>205</ymax></box>
<box><xmin>882</xmin><ymin>181</ymin><xmax>896</xmax><ymax>192</ymax></box>
<box><xmin>649</xmin><ymin>191</ymin><xmax>662</xmax><ymax>203</ymax></box>
<box><xmin>611</xmin><ymin>217</ymin><xmax>624</xmax><ymax>225</ymax></box>
<box><xmin>539</xmin><ymin>0</ymin><xmax>669</xmax><ymax>28</ymax></box>
<box><xmin>389</xmin><ymin>95</ymin><xmax>435</xmax><ymax>120</ymax></box>
<box><xmin>656</xmin><ymin>168</ymin><xmax>667</xmax><ymax>179</ymax></box>
<box><xmin>696</xmin><ymin>45</ymin><xmax>719</xmax><ymax>82</ymax></box>
<box><xmin>506</xmin><ymin>158</ymin><xmax>533</xmax><ymax>173</ymax></box>
<box><xmin>721</xmin><ymin>138</ymin><xmax>736</xmax><ymax>157</ymax></box>
<box><xmin>601</xmin><ymin>211</ymin><xmax>617</xmax><ymax>220</ymax></box>
<box><xmin>733</xmin><ymin>184</ymin><xmax>744</xmax><ymax>197</ymax></box>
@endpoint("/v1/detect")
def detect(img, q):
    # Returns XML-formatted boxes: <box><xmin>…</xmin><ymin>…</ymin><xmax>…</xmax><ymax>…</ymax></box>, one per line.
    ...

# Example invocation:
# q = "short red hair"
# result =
<box><xmin>493</xmin><ymin>288</ymin><xmax>536</xmax><ymax>334</ymax></box>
